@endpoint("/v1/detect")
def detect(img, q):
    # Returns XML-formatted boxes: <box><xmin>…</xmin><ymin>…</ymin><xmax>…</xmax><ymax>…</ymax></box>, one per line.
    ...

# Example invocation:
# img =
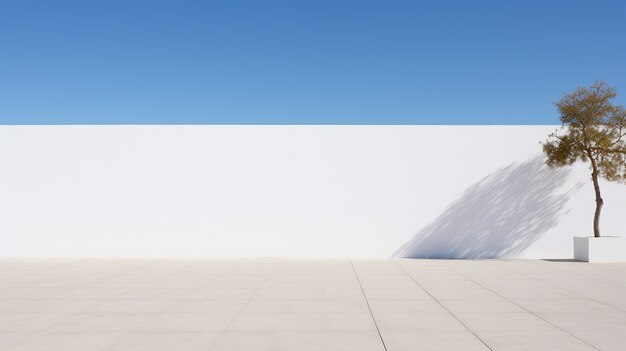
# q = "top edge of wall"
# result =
<box><xmin>0</xmin><ymin>124</ymin><xmax>560</xmax><ymax>127</ymax></box>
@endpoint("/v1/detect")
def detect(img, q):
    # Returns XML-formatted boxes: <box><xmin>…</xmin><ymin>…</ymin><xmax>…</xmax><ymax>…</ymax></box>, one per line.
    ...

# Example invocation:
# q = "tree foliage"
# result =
<box><xmin>543</xmin><ymin>82</ymin><xmax>626</xmax><ymax>183</ymax></box>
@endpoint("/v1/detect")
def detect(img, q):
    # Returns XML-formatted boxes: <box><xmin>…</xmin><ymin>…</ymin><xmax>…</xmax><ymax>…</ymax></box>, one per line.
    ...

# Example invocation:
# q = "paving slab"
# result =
<box><xmin>0</xmin><ymin>258</ymin><xmax>625</xmax><ymax>350</ymax></box>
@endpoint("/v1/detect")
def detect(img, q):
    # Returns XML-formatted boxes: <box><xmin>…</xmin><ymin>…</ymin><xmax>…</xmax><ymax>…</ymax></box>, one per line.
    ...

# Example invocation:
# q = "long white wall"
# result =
<box><xmin>1</xmin><ymin>126</ymin><xmax>625</xmax><ymax>259</ymax></box>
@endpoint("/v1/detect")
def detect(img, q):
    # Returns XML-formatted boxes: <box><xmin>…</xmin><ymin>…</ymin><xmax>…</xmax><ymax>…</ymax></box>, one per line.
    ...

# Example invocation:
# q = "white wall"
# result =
<box><xmin>1</xmin><ymin>125</ymin><xmax>625</xmax><ymax>259</ymax></box>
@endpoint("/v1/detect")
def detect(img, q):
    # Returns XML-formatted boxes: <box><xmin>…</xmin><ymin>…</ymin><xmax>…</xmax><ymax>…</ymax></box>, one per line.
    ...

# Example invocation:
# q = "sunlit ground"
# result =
<box><xmin>1</xmin><ymin>258</ymin><xmax>624</xmax><ymax>350</ymax></box>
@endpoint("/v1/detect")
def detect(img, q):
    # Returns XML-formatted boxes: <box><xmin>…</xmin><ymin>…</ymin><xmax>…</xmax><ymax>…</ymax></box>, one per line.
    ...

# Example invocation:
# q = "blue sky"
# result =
<box><xmin>1</xmin><ymin>0</ymin><xmax>625</xmax><ymax>125</ymax></box>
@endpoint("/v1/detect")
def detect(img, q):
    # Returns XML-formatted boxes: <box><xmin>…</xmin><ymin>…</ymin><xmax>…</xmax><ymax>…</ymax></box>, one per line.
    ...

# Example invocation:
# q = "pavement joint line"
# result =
<box><xmin>514</xmin><ymin>260</ymin><xmax>626</xmax><ymax>305</ymax></box>
<box><xmin>541</xmin><ymin>262</ymin><xmax>626</xmax><ymax>290</ymax></box>
<box><xmin>350</xmin><ymin>259</ymin><xmax>389</xmax><ymax>351</ymax></box>
<box><xmin>206</xmin><ymin>258</ymin><xmax>281</xmax><ymax>350</ymax></box>
<box><xmin>481</xmin><ymin>260</ymin><xmax>626</xmax><ymax>314</ymax></box>
<box><xmin>104</xmin><ymin>260</ymin><xmax>242</xmax><ymax>351</ymax></box>
<box><xmin>8</xmin><ymin>259</ymin><xmax>203</xmax><ymax>349</ymax></box>
<box><xmin>448</xmin><ymin>261</ymin><xmax>601</xmax><ymax>351</ymax></box>
<box><xmin>100</xmin><ymin>259</ymin><xmax>242</xmax><ymax>351</ymax></box>
<box><xmin>392</xmin><ymin>259</ymin><xmax>494</xmax><ymax>351</ymax></box>
<box><xmin>159</xmin><ymin>259</ymin><xmax>244</xmax><ymax>312</ymax></box>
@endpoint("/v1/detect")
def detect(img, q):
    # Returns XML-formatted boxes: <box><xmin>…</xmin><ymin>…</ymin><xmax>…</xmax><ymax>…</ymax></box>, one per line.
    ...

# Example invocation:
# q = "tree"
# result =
<box><xmin>543</xmin><ymin>82</ymin><xmax>626</xmax><ymax>237</ymax></box>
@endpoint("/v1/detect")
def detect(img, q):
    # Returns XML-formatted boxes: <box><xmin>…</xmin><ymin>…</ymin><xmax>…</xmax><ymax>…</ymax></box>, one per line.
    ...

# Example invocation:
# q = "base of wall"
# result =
<box><xmin>573</xmin><ymin>236</ymin><xmax>626</xmax><ymax>262</ymax></box>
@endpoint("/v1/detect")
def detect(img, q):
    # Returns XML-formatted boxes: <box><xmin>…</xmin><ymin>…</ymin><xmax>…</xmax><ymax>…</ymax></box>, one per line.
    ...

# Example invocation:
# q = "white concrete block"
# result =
<box><xmin>573</xmin><ymin>236</ymin><xmax>626</xmax><ymax>262</ymax></box>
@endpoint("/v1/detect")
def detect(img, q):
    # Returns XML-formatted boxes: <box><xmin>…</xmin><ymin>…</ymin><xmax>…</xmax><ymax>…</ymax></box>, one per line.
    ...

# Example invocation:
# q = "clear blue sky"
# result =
<box><xmin>1</xmin><ymin>0</ymin><xmax>625</xmax><ymax>124</ymax></box>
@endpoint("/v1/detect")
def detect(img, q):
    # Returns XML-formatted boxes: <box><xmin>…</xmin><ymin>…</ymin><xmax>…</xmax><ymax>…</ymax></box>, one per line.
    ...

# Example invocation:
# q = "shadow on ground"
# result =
<box><xmin>394</xmin><ymin>157</ymin><xmax>581</xmax><ymax>259</ymax></box>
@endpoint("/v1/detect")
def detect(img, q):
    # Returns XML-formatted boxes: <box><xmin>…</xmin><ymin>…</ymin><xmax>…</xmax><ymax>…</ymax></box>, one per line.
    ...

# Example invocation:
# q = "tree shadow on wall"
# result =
<box><xmin>394</xmin><ymin>157</ymin><xmax>583</xmax><ymax>259</ymax></box>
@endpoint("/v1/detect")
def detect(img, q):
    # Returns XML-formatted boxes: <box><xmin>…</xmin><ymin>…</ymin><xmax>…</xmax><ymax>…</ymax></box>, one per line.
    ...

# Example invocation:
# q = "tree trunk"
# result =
<box><xmin>586</xmin><ymin>149</ymin><xmax>604</xmax><ymax>238</ymax></box>
<box><xmin>591</xmin><ymin>170</ymin><xmax>604</xmax><ymax>238</ymax></box>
